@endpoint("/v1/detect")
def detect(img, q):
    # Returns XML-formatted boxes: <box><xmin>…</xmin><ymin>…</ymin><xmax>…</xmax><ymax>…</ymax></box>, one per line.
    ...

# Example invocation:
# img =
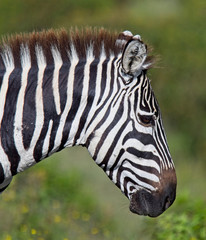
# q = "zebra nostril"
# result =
<box><xmin>164</xmin><ymin>196</ymin><xmax>172</xmax><ymax>211</ymax></box>
<box><xmin>162</xmin><ymin>182</ymin><xmax>176</xmax><ymax>211</ymax></box>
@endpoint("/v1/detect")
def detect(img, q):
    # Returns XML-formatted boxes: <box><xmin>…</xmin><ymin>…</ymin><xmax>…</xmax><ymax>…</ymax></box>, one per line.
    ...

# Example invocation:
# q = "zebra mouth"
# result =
<box><xmin>129</xmin><ymin>187</ymin><xmax>176</xmax><ymax>217</ymax></box>
<box><xmin>129</xmin><ymin>190</ymin><xmax>152</xmax><ymax>216</ymax></box>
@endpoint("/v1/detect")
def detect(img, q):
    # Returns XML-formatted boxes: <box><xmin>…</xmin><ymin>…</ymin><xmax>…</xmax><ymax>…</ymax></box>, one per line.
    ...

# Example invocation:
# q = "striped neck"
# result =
<box><xmin>0</xmin><ymin>39</ymin><xmax>120</xmax><ymax>174</ymax></box>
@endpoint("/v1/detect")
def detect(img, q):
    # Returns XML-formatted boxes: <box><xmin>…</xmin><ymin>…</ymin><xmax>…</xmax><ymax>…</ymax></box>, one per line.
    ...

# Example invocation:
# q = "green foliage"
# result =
<box><xmin>150</xmin><ymin>193</ymin><xmax>206</xmax><ymax>240</ymax></box>
<box><xmin>0</xmin><ymin>156</ymin><xmax>118</xmax><ymax>240</ymax></box>
<box><xmin>0</xmin><ymin>149</ymin><xmax>206</xmax><ymax>240</ymax></box>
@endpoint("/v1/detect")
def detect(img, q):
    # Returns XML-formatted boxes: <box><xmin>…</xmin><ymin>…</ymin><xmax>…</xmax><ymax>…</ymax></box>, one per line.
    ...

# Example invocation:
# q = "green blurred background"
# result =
<box><xmin>0</xmin><ymin>0</ymin><xmax>206</xmax><ymax>239</ymax></box>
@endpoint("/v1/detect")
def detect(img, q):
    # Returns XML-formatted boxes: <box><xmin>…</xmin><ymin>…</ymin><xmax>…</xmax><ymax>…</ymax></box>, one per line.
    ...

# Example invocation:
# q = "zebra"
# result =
<box><xmin>0</xmin><ymin>28</ymin><xmax>176</xmax><ymax>217</ymax></box>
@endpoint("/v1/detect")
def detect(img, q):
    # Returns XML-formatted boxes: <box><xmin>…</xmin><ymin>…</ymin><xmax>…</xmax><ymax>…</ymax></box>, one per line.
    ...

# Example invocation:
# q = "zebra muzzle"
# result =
<box><xmin>129</xmin><ymin>182</ymin><xmax>176</xmax><ymax>217</ymax></box>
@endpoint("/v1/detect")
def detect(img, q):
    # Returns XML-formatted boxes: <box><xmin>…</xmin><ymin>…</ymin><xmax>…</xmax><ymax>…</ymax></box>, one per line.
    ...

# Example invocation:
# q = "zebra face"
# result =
<box><xmin>86</xmin><ymin>34</ymin><xmax>176</xmax><ymax>217</ymax></box>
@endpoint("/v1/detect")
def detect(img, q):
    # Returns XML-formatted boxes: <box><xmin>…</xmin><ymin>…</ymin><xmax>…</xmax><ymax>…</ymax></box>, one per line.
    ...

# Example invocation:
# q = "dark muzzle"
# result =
<box><xmin>129</xmin><ymin>182</ymin><xmax>176</xmax><ymax>217</ymax></box>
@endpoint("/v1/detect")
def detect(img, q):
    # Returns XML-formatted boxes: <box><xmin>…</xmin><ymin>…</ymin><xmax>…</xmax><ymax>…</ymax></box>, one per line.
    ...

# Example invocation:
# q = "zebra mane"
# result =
<box><xmin>0</xmin><ymin>28</ymin><xmax>122</xmax><ymax>67</ymax></box>
<box><xmin>0</xmin><ymin>28</ymin><xmax>154</xmax><ymax>69</ymax></box>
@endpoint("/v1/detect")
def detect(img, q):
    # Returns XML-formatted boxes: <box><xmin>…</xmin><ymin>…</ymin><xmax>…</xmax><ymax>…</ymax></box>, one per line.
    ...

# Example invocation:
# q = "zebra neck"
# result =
<box><xmin>0</xmin><ymin>28</ymin><xmax>128</xmax><ymax>192</ymax></box>
<box><xmin>60</xmin><ymin>49</ymin><xmax>119</xmax><ymax>149</ymax></box>
<box><xmin>0</xmin><ymin>43</ymin><xmax>118</xmax><ymax>175</ymax></box>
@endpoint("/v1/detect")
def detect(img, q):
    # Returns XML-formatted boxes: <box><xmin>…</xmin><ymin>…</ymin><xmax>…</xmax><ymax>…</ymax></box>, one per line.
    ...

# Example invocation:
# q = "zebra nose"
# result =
<box><xmin>129</xmin><ymin>183</ymin><xmax>176</xmax><ymax>217</ymax></box>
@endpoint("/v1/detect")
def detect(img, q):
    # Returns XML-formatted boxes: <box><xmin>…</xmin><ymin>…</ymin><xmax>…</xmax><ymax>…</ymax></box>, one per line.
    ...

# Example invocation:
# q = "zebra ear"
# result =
<box><xmin>122</xmin><ymin>39</ymin><xmax>147</xmax><ymax>76</ymax></box>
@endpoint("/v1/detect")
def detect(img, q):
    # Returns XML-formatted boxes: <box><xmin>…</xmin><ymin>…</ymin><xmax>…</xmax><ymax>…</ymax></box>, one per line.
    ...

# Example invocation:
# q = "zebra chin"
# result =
<box><xmin>129</xmin><ymin>174</ymin><xmax>176</xmax><ymax>217</ymax></box>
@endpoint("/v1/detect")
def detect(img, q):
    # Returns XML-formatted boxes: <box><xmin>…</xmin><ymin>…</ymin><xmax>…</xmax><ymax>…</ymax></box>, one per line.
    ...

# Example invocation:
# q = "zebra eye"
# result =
<box><xmin>138</xmin><ymin>114</ymin><xmax>155</xmax><ymax>126</ymax></box>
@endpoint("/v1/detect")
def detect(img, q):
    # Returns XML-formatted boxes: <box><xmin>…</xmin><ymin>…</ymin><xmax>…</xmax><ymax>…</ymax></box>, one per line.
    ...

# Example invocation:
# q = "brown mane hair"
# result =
<box><xmin>0</xmin><ymin>28</ymin><xmax>124</xmax><ymax>67</ymax></box>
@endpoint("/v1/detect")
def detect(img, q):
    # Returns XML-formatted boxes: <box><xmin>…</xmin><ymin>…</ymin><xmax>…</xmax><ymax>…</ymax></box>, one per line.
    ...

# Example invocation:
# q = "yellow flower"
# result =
<box><xmin>5</xmin><ymin>235</ymin><xmax>12</xmax><ymax>240</ymax></box>
<box><xmin>54</xmin><ymin>215</ymin><xmax>61</xmax><ymax>223</ymax></box>
<box><xmin>91</xmin><ymin>227</ymin><xmax>99</xmax><ymax>235</ymax></box>
<box><xmin>21</xmin><ymin>204</ymin><xmax>29</xmax><ymax>213</ymax></box>
<box><xmin>31</xmin><ymin>229</ymin><xmax>37</xmax><ymax>235</ymax></box>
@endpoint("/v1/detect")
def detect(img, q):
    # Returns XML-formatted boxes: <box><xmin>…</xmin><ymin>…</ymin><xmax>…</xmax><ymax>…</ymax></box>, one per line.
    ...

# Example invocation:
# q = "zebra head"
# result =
<box><xmin>86</xmin><ymin>31</ymin><xmax>176</xmax><ymax>217</ymax></box>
